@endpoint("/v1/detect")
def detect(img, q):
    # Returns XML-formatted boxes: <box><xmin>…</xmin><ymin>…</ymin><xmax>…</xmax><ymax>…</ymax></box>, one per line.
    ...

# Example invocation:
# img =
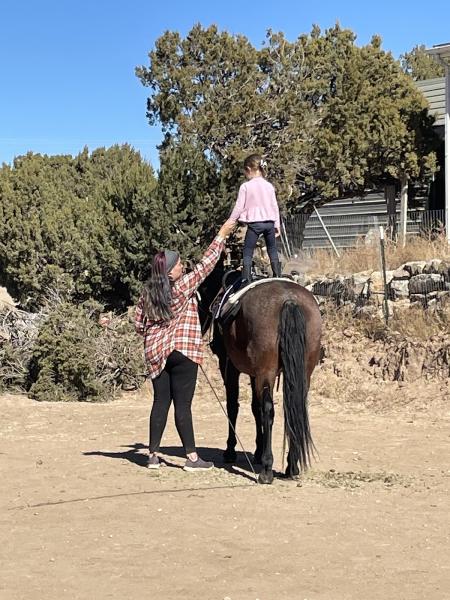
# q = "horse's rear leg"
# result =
<box><xmin>255</xmin><ymin>376</ymin><xmax>275</xmax><ymax>485</ymax></box>
<box><xmin>250</xmin><ymin>377</ymin><xmax>263</xmax><ymax>464</ymax></box>
<box><xmin>286</xmin><ymin>447</ymin><xmax>300</xmax><ymax>478</ymax></box>
<box><xmin>220</xmin><ymin>358</ymin><xmax>240</xmax><ymax>463</ymax></box>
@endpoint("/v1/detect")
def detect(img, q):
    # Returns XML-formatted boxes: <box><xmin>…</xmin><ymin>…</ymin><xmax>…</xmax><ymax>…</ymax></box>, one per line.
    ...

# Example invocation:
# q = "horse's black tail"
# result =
<box><xmin>279</xmin><ymin>300</ymin><xmax>314</xmax><ymax>471</ymax></box>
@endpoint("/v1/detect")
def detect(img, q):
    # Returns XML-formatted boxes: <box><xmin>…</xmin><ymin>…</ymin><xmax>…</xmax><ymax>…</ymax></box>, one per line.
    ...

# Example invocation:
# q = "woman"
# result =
<box><xmin>135</xmin><ymin>221</ymin><xmax>235</xmax><ymax>471</ymax></box>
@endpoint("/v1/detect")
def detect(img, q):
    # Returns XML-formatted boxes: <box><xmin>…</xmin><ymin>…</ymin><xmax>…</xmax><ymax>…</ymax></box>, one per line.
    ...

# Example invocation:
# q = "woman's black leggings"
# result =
<box><xmin>150</xmin><ymin>350</ymin><xmax>198</xmax><ymax>454</ymax></box>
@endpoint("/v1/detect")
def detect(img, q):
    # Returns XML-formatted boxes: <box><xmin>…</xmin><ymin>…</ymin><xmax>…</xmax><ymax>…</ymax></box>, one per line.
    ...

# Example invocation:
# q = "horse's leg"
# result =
<box><xmin>255</xmin><ymin>375</ymin><xmax>275</xmax><ymax>484</ymax></box>
<box><xmin>218</xmin><ymin>354</ymin><xmax>240</xmax><ymax>463</ymax></box>
<box><xmin>250</xmin><ymin>377</ymin><xmax>263</xmax><ymax>464</ymax></box>
<box><xmin>286</xmin><ymin>445</ymin><xmax>300</xmax><ymax>478</ymax></box>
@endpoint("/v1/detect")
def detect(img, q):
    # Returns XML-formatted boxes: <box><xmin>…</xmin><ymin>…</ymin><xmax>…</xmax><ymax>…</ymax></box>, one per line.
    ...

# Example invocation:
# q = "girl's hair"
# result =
<box><xmin>244</xmin><ymin>153</ymin><xmax>267</xmax><ymax>177</ymax></box>
<box><xmin>142</xmin><ymin>252</ymin><xmax>174</xmax><ymax>322</ymax></box>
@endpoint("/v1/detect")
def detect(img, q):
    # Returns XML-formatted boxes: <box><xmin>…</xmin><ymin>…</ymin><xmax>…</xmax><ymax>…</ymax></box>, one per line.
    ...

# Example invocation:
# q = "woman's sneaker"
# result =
<box><xmin>147</xmin><ymin>454</ymin><xmax>161</xmax><ymax>469</ymax></box>
<box><xmin>183</xmin><ymin>457</ymin><xmax>214</xmax><ymax>472</ymax></box>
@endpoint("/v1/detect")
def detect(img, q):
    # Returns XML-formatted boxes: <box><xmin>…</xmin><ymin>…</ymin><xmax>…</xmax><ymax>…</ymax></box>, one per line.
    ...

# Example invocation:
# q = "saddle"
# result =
<box><xmin>214</xmin><ymin>273</ymin><xmax>296</xmax><ymax>330</ymax></box>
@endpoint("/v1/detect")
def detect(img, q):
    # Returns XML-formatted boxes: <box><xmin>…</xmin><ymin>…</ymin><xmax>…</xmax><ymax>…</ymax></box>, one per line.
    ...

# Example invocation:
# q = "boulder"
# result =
<box><xmin>391</xmin><ymin>268</ymin><xmax>410</xmax><ymax>280</ymax></box>
<box><xmin>401</xmin><ymin>261</ymin><xmax>427</xmax><ymax>276</ymax></box>
<box><xmin>408</xmin><ymin>274</ymin><xmax>444</xmax><ymax>295</ymax></box>
<box><xmin>423</xmin><ymin>259</ymin><xmax>443</xmax><ymax>274</ymax></box>
<box><xmin>369</xmin><ymin>270</ymin><xmax>394</xmax><ymax>293</ymax></box>
<box><xmin>390</xmin><ymin>279</ymin><xmax>409</xmax><ymax>299</ymax></box>
<box><xmin>352</xmin><ymin>270</ymin><xmax>373</xmax><ymax>285</ymax></box>
<box><xmin>437</xmin><ymin>261</ymin><xmax>450</xmax><ymax>282</ymax></box>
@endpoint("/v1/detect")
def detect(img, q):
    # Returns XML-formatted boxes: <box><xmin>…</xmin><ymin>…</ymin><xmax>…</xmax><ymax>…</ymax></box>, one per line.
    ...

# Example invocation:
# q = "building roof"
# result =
<box><xmin>416</xmin><ymin>77</ymin><xmax>446</xmax><ymax>127</ymax></box>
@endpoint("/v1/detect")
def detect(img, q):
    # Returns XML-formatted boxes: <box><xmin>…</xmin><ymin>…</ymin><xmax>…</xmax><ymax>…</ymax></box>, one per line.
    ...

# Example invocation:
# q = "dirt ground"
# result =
<box><xmin>1</xmin><ymin>357</ymin><xmax>450</xmax><ymax>600</ymax></box>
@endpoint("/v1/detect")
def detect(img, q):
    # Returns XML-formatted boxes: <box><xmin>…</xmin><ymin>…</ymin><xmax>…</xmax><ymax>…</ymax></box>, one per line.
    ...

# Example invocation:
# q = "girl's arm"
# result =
<box><xmin>271</xmin><ymin>187</ymin><xmax>281</xmax><ymax>231</ymax></box>
<box><xmin>227</xmin><ymin>183</ymin><xmax>247</xmax><ymax>223</ymax></box>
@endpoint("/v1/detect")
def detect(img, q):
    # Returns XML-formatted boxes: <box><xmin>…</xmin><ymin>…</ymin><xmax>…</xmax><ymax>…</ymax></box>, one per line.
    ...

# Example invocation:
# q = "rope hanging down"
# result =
<box><xmin>199</xmin><ymin>365</ymin><xmax>259</xmax><ymax>484</ymax></box>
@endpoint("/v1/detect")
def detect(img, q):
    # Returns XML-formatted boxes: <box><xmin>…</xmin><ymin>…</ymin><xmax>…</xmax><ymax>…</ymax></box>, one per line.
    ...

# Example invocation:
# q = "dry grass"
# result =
<box><xmin>307</xmin><ymin>232</ymin><xmax>449</xmax><ymax>277</ymax></box>
<box><xmin>389</xmin><ymin>300</ymin><xmax>450</xmax><ymax>340</ymax></box>
<box><xmin>322</xmin><ymin>297</ymin><xmax>450</xmax><ymax>342</ymax></box>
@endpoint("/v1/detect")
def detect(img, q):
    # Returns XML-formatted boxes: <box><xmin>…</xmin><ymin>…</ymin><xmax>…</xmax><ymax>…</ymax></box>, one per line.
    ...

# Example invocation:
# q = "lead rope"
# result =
<box><xmin>199</xmin><ymin>365</ymin><xmax>259</xmax><ymax>484</ymax></box>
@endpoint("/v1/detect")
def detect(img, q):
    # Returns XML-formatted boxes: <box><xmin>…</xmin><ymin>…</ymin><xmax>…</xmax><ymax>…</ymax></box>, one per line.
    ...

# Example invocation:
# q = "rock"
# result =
<box><xmin>401</xmin><ymin>261</ymin><xmax>427</xmax><ymax>276</ymax></box>
<box><xmin>312</xmin><ymin>278</ymin><xmax>355</xmax><ymax>303</ymax></box>
<box><xmin>369</xmin><ymin>270</ymin><xmax>394</xmax><ymax>293</ymax></box>
<box><xmin>391</xmin><ymin>268</ymin><xmax>410</xmax><ymax>280</ymax></box>
<box><xmin>408</xmin><ymin>274</ymin><xmax>444</xmax><ymax>295</ymax></box>
<box><xmin>352</xmin><ymin>270</ymin><xmax>372</xmax><ymax>285</ymax></box>
<box><xmin>423</xmin><ymin>259</ymin><xmax>443</xmax><ymax>274</ymax></box>
<box><xmin>437</xmin><ymin>262</ymin><xmax>450</xmax><ymax>282</ymax></box>
<box><xmin>410</xmin><ymin>294</ymin><xmax>427</xmax><ymax>306</ymax></box>
<box><xmin>436</xmin><ymin>291</ymin><xmax>450</xmax><ymax>303</ymax></box>
<box><xmin>390</xmin><ymin>279</ymin><xmax>409</xmax><ymax>299</ymax></box>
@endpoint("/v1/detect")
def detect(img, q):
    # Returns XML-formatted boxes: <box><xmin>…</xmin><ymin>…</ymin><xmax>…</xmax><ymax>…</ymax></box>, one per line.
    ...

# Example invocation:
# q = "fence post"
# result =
<box><xmin>379</xmin><ymin>226</ymin><xmax>389</xmax><ymax>325</ymax></box>
<box><xmin>399</xmin><ymin>175</ymin><xmax>408</xmax><ymax>247</ymax></box>
<box><xmin>385</xmin><ymin>184</ymin><xmax>397</xmax><ymax>240</ymax></box>
<box><xmin>314</xmin><ymin>207</ymin><xmax>340</xmax><ymax>257</ymax></box>
<box><xmin>280</xmin><ymin>217</ymin><xmax>293</xmax><ymax>259</ymax></box>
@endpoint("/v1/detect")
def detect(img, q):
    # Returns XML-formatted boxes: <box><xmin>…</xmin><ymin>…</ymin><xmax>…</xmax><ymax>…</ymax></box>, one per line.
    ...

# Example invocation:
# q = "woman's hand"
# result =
<box><xmin>218</xmin><ymin>220</ymin><xmax>236</xmax><ymax>239</ymax></box>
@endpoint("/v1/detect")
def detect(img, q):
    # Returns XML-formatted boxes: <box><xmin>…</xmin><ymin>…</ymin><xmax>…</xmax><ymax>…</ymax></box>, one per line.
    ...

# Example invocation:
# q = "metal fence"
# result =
<box><xmin>283</xmin><ymin>209</ymin><xmax>446</xmax><ymax>252</ymax></box>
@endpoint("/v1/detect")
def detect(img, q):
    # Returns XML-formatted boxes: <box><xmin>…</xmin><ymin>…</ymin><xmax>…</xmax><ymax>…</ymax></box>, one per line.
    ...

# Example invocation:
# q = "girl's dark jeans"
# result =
<box><xmin>242</xmin><ymin>221</ymin><xmax>280</xmax><ymax>279</ymax></box>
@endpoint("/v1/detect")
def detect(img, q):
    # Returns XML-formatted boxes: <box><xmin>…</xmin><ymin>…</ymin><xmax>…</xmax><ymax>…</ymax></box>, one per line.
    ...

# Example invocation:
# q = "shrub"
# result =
<box><xmin>24</xmin><ymin>301</ymin><xmax>145</xmax><ymax>402</ymax></box>
<box><xmin>0</xmin><ymin>147</ymin><xmax>158</xmax><ymax>309</ymax></box>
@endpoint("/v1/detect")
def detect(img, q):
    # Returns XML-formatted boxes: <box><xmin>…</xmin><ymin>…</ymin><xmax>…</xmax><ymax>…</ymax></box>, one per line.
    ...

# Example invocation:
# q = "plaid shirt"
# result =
<box><xmin>135</xmin><ymin>235</ymin><xmax>225</xmax><ymax>379</ymax></box>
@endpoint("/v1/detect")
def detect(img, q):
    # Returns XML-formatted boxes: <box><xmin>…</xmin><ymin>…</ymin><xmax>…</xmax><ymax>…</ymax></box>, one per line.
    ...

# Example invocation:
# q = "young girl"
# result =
<box><xmin>227</xmin><ymin>154</ymin><xmax>281</xmax><ymax>281</ymax></box>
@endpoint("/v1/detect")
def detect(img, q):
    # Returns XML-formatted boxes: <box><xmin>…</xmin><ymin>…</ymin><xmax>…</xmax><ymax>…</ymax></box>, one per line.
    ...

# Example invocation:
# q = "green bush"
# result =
<box><xmin>26</xmin><ymin>301</ymin><xmax>145</xmax><ymax>402</ymax></box>
<box><xmin>0</xmin><ymin>146</ymin><xmax>158</xmax><ymax>309</ymax></box>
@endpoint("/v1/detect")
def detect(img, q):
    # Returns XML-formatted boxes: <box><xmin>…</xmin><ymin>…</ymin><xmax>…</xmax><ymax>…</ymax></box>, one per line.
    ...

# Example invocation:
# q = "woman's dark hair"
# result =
<box><xmin>244</xmin><ymin>153</ymin><xmax>267</xmax><ymax>177</ymax></box>
<box><xmin>142</xmin><ymin>252</ymin><xmax>174</xmax><ymax>322</ymax></box>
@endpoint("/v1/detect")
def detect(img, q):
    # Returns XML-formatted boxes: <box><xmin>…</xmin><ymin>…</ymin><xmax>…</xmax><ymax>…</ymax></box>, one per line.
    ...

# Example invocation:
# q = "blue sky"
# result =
<box><xmin>1</xmin><ymin>0</ymin><xmax>448</xmax><ymax>169</ymax></box>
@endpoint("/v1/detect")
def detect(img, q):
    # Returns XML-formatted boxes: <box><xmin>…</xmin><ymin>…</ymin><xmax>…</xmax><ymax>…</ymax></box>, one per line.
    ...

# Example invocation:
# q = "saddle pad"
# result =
<box><xmin>221</xmin><ymin>277</ymin><xmax>298</xmax><ymax>315</ymax></box>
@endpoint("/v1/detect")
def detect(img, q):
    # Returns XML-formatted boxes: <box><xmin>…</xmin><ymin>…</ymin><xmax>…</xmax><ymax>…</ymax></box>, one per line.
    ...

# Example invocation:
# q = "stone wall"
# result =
<box><xmin>301</xmin><ymin>259</ymin><xmax>450</xmax><ymax>308</ymax></box>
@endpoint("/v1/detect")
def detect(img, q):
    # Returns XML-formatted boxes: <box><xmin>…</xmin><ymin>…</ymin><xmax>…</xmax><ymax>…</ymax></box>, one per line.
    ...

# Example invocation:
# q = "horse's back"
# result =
<box><xmin>226</xmin><ymin>280</ymin><xmax>321</xmax><ymax>377</ymax></box>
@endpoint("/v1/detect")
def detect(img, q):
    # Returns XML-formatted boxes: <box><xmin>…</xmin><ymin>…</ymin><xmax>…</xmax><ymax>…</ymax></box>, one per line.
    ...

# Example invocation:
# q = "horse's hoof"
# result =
<box><xmin>223</xmin><ymin>449</ymin><xmax>237</xmax><ymax>464</ymax></box>
<box><xmin>253</xmin><ymin>453</ymin><xmax>262</xmax><ymax>465</ymax></box>
<box><xmin>258</xmin><ymin>471</ymin><xmax>274</xmax><ymax>485</ymax></box>
<box><xmin>285</xmin><ymin>467</ymin><xmax>300</xmax><ymax>480</ymax></box>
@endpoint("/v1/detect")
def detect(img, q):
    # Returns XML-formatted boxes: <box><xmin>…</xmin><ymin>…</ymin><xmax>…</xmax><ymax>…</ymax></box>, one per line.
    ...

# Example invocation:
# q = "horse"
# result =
<box><xmin>198</xmin><ymin>259</ymin><xmax>322</xmax><ymax>484</ymax></box>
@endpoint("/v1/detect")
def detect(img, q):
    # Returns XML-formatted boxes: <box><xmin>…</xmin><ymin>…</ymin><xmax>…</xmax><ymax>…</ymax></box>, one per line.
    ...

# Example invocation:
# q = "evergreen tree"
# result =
<box><xmin>400</xmin><ymin>44</ymin><xmax>444</xmax><ymax>81</ymax></box>
<box><xmin>0</xmin><ymin>146</ymin><xmax>158</xmax><ymax>308</ymax></box>
<box><xmin>137</xmin><ymin>24</ymin><xmax>438</xmax><ymax>216</ymax></box>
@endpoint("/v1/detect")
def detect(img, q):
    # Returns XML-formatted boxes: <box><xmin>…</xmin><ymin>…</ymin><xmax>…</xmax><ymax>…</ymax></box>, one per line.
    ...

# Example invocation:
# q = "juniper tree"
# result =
<box><xmin>137</xmin><ymin>23</ymin><xmax>438</xmax><ymax>218</ymax></box>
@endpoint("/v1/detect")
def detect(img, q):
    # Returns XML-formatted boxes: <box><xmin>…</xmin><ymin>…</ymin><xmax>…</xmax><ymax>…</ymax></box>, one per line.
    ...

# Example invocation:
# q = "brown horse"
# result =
<box><xmin>199</xmin><ymin>267</ymin><xmax>322</xmax><ymax>484</ymax></box>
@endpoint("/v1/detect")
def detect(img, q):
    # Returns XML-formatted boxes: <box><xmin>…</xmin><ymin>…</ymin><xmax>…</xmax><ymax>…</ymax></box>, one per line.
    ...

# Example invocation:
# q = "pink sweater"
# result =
<box><xmin>229</xmin><ymin>176</ymin><xmax>280</xmax><ymax>230</ymax></box>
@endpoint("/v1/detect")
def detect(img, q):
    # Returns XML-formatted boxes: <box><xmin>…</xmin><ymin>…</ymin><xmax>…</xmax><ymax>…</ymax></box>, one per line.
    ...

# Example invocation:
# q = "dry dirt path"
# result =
<box><xmin>1</xmin><ymin>381</ymin><xmax>449</xmax><ymax>600</ymax></box>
